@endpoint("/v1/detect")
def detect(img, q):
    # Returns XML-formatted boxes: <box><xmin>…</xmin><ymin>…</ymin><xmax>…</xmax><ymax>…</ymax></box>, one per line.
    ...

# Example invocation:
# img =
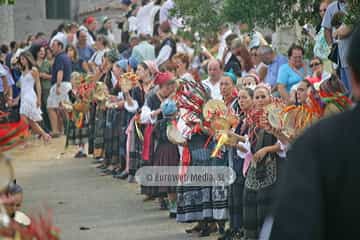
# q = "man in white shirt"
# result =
<box><xmin>159</xmin><ymin>0</ymin><xmax>183</xmax><ymax>34</ymax></box>
<box><xmin>202</xmin><ymin>59</ymin><xmax>223</xmax><ymax>100</ymax></box>
<box><xmin>136</xmin><ymin>1</ymin><xmax>161</xmax><ymax>36</ymax></box>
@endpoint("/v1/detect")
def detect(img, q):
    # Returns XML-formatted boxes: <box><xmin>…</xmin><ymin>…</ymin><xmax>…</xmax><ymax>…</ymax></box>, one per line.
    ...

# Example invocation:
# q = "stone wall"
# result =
<box><xmin>0</xmin><ymin>4</ymin><xmax>15</xmax><ymax>44</ymax></box>
<box><xmin>8</xmin><ymin>0</ymin><xmax>124</xmax><ymax>42</ymax></box>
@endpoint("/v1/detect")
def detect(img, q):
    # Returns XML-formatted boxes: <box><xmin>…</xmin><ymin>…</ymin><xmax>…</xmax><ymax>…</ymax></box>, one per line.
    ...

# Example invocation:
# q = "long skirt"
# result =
<box><xmin>243</xmin><ymin>156</ymin><xmax>282</xmax><ymax>239</ymax></box>
<box><xmin>93</xmin><ymin>107</ymin><xmax>106</xmax><ymax>158</ymax></box>
<box><xmin>87</xmin><ymin>103</ymin><xmax>96</xmax><ymax>155</ymax></box>
<box><xmin>176</xmin><ymin>135</ymin><xmax>228</xmax><ymax>223</ymax></box>
<box><xmin>66</xmin><ymin>120</ymin><xmax>88</xmax><ymax>146</ymax></box>
<box><xmin>149</xmin><ymin>142</ymin><xmax>180</xmax><ymax>196</ymax></box>
<box><xmin>104</xmin><ymin>109</ymin><xmax>123</xmax><ymax>166</ymax></box>
<box><xmin>229</xmin><ymin>156</ymin><xmax>245</xmax><ymax>231</ymax></box>
<box><xmin>128</xmin><ymin>121</ymin><xmax>143</xmax><ymax>176</ymax></box>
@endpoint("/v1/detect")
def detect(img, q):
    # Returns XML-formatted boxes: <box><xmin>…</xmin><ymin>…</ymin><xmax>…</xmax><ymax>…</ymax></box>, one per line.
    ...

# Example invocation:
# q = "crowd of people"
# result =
<box><xmin>0</xmin><ymin>0</ymin><xmax>359</xmax><ymax>239</ymax></box>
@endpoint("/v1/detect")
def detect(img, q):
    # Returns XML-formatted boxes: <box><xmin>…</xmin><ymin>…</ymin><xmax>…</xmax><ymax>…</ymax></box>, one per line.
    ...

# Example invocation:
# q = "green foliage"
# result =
<box><xmin>222</xmin><ymin>0</ymin><xmax>320</xmax><ymax>29</ymax></box>
<box><xmin>172</xmin><ymin>0</ymin><xmax>223</xmax><ymax>39</ymax></box>
<box><xmin>344</xmin><ymin>0</ymin><xmax>360</xmax><ymax>26</ymax></box>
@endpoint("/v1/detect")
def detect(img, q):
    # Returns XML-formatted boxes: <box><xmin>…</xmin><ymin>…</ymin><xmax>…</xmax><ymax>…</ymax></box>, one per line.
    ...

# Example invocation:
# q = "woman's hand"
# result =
<box><xmin>253</xmin><ymin>147</ymin><xmax>268</xmax><ymax>162</ymax></box>
<box><xmin>117</xmin><ymin>100</ymin><xmax>125</xmax><ymax>109</ymax></box>
<box><xmin>36</xmin><ymin>98</ymin><xmax>41</xmax><ymax>108</ymax></box>
<box><xmin>151</xmin><ymin>108</ymin><xmax>162</xmax><ymax>118</ymax></box>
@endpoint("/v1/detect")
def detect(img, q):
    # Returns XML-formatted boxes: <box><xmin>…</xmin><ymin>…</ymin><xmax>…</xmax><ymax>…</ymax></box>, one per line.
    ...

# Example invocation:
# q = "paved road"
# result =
<box><xmin>7</xmin><ymin>137</ymin><xmax>217</xmax><ymax>240</ymax></box>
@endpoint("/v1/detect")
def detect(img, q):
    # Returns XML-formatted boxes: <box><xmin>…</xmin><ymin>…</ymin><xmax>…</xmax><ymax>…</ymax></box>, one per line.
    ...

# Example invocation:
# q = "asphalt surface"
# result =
<box><xmin>7</xmin><ymin>137</ymin><xmax>217</xmax><ymax>240</ymax></box>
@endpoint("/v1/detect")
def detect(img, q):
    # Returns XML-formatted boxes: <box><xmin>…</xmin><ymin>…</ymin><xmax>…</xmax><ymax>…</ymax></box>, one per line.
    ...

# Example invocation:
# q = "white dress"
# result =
<box><xmin>19</xmin><ymin>71</ymin><xmax>42</xmax><ymax>122</ymax></box>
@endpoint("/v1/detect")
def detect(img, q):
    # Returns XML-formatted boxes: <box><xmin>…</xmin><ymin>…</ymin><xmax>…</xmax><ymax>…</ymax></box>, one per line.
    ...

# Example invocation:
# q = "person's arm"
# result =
<box><xmin>56</xmin><ymin>70</ymin><xmax>64</xmax><ymax>95</ymax></box>
<box><xmin>32</xmin><ymin>68</ymin><xmax>42</xmax><ymax>107</ymax></box>
<box><xmin>334</xmin><ymin>24</ymin><xmax>353</xmax><ymax>39</ymax></box>
<box><xmin>1</xmin><ymin>75</ymin><xmax>9</xmax><ymax>95</ymax></box>
<box><xmin>277</xmin><ymin>84</ymin><xmax>289</xmax><ymax>103</ymax></box>
<box><xmin>321</xmin><ymin>6</ymin><xmax>333</xmax><ymax>46</ymax></box>
<box><xmin>124</xmin><ymin>91</ymin><xmax>139</xmax><ymax>113</ymax></box>
<box><xmin>40</xmin><ymin>72</ymin><xmax>52</xmax><ymax>80</ymax></box>
<box><xmin>156</xmin><ymin>45</ymin><xmax>172</xmax><ymax>67</ymax></box>
<box><xmin>276</xmin><ymin>65</ymin><xmax>290</xmax><ymax>102</ymax></box>
<box><xmin>253</xmin><ymin>143</ymin><xmax>281</xmax><ymax>162</ymax></box>
<box><xmin>269</xmin><ymin>128</ymin><xmax>324</xmax><ymax>239</ymax></box>
<box><xmin>324</xmin><ymin>28</ymin><xmax>333</xmax><ymax>46</ymax></box>
<box><xmin>140</xmin><ymin>105</ymin><xmax>161</xmax><ymax>124</ymax></box>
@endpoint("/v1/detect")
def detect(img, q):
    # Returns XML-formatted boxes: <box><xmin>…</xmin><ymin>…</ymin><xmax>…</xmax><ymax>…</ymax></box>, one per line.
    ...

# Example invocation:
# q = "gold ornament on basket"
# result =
<box><xmin>202</xmin><ymin>100</ymin><xmax>227</xmax><ymax>121</ymax></box>
<box><xmin>119</xmin><ymin>72</ymin><xmax>139</xmax><ymax>93</ymax></box>
<box><xmin>265</xmin><ymin>103</ymin><xmax>284</xmax><ymax>130</ymax></box>
<box><xmin>73</xmin><ymin>101</ymin><xmax>90</xmax><ymax>113</ymax></box>
<box><xmin>93</xmin><ymin>82</ymin><xmax>108</xmax><ymax>102</ymax></box>
<box><xmin>61</xmin><ymin>101</ymin><xmax>73</xmax><ymax>112</ymax></box>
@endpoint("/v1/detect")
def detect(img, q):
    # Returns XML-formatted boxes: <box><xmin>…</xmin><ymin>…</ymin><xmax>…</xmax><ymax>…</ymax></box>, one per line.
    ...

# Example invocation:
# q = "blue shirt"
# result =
<box><xmin>264</xmin><ymin>55</ymin><xmax>288</xmax><ymax>87</ymax></box>
<box><xmin>77</xmin><ymin>45</ymin><xmax>94</xmax><ymax>62</ymax></box>
<box><xmin>51</xmin><ymin>52</ymin><xmax>72</xmax><ymax>85</ymax></box>
<box><xmin>277</xmin><ymin>63</ymin><xmax>306</xmax><ymax>92</ymax></box>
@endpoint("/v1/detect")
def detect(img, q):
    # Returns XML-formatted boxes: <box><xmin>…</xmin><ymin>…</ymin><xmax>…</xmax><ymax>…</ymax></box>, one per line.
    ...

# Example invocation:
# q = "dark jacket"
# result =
<box><xmin>270</xmin><ymin>103</ymin><xmax>360</xmax><ymax>240</ymax></box>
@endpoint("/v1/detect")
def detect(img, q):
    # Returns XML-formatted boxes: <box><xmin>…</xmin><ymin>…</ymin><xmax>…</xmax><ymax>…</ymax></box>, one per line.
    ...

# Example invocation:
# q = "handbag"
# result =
<box><xmin>328</xmin><ymin>42</ymin><xmax>339</xmax><ymax>63</ymax></box>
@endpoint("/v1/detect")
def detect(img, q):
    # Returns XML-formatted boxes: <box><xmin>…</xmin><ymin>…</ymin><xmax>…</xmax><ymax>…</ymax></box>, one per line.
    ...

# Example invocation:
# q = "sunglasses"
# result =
<box><xmin>310</xmin><ymin>62</ymin><xmax>321</xmax><ymax>68</ymax></box>
<box><xmin>320</xmin><ymin>8</ymin><xmax>327</xmax><ymax>12</ymax></box>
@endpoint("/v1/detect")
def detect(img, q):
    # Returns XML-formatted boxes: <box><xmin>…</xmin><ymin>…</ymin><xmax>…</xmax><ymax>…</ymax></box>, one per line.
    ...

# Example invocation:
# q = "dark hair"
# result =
<box><xmin>236</xmin><ymin>43</ymin><xmax>255</xmax><ymax>72</ymax></box>
<box><xmin>301</xmin><ymin>79</ymin><xmax>313</xmax><ymax>88</ymax></box>
<box><xmin>52</xmin><ymin>39</ymin><xmax>64</xmax><ymax>50</ymax></box>
<box><xmin>225</xmin><ymin>33</ymin><xmax>239</xmax><ymax>47</ymax></box>
<box><xmin>172</xmin><ymin>52</ymin><xmax>190</xmax><ymax>69</ymax></box>
<box><xmin>96</xmin><ymin>35</ymin><xmax>109</xmax><ymax>48</ymax></box>
<box><xmin>35</xmin><ymin>32</ymin><xmax>46</xmax><ymax>39</ymax></box>
<box><xmin>19</xmin><ymin>51</ymin><xmax>37</xmax><ymax>71</ymax></box>
<box><xmin>7</xmin><ymin>180</ymin><xmax>23</xmax><ymax>195</ymax></box>
<box><xmin>239</xmin><ymin>87</ymin><xmax>254</xmax><ymax>98</ymax></box>
<box><xmin>140</xmin><ymin>62</ymin><xmax>149</xmax><ymax>71</ymax></box>
<box><xmin>66</xmin><ymin>45</ymin><xmax>78</xmax><ymax>61</ymax></box>
<box><xmin>0</xmin><ymin>44</ymin><xmax>9</xmax><ymax>54</ymax></box>
<box><xmin>288</xmin><ymin>44</ymin><xmax>304</xmax><ymax>57</ymax></box>
<box><xmin>10</xmin><ymin>41</ymin><xmax>17</xmax><ymax>50</ymax></box>
<box><xmin>34</xmin><ymin>45</ymin><xmax>47</xmax><ymax>61</ymax></box>
<box><xmin>311</xmin><ymin>56</ymin><xmax>323</xmax><ymax>64</ymax></box>
<box><xmin>348</xmin><ymin>24</ymin><xmax>360</xmax><ymax>83</ymax></box>
<box><xmin>331</xmin><ymin>11</ymin><xmax>345</xmax><ymax>29</ymax></box>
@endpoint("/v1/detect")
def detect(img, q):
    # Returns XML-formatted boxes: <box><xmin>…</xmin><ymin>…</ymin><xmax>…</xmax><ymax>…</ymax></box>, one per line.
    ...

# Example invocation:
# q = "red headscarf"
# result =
<box><xmin>154</xmin><ymin>71</ymin><xmax>174</xmax><ymax>85</ymax></box>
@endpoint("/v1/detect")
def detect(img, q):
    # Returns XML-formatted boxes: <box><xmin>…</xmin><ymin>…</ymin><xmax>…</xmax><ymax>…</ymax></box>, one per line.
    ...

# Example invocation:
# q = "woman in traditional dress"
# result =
<box><xmin>98</xmin><ymin>58</ymin><xmax>143</xmax><ymax>177</ymax></box>
<box><xmin>15</xmin><ymin>51</ymin><xmax>51</xmax><ymax>142</ymax></box>
<box><xmin>65</xmin><ymin>72</ymin><xmax>89</xmax><ymax>158</ymax></box>
<box><xmin>126</xmin><ymin>61</ymin><xmax>159</xmax><ymax>183</ymax></box>
<box><xmin>151</xmin><ymin>99</ymin><xmax>180</xmax><ymax>218</ymax></box>
<box><xmin>89</xmin><ymin>49</ymin><xmax>119</xmax><ymax>161</ymax></box>
<box><xmin>212</xmin><ymin>72</ymin><xmax>240</xmax><ymax>236</ymax></box>
<box><xmin>220</xmin><ymin>87</ymin><xmax>254</xmax><ymax>240</ymax></box>
<box><xmin>140</xmin><ymin>71</ymin><xmax>177</xmax><ymax>206</ymax></box>
<box><xmin>242</xmin><ymin>84</ymin><xmax>284</xmax><ymax>239</ymax></box>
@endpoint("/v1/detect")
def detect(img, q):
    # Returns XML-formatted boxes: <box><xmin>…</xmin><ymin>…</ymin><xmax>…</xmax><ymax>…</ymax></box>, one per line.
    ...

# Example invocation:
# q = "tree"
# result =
<box><xmin>172</xmin><ymin>0</ymin><xmax>223</xmax><ymax>39</ymax></box>
<box><xmin>222</xmin><ymin>0</ymin><xmax>321</xmax><ymax>29</ymax></box>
